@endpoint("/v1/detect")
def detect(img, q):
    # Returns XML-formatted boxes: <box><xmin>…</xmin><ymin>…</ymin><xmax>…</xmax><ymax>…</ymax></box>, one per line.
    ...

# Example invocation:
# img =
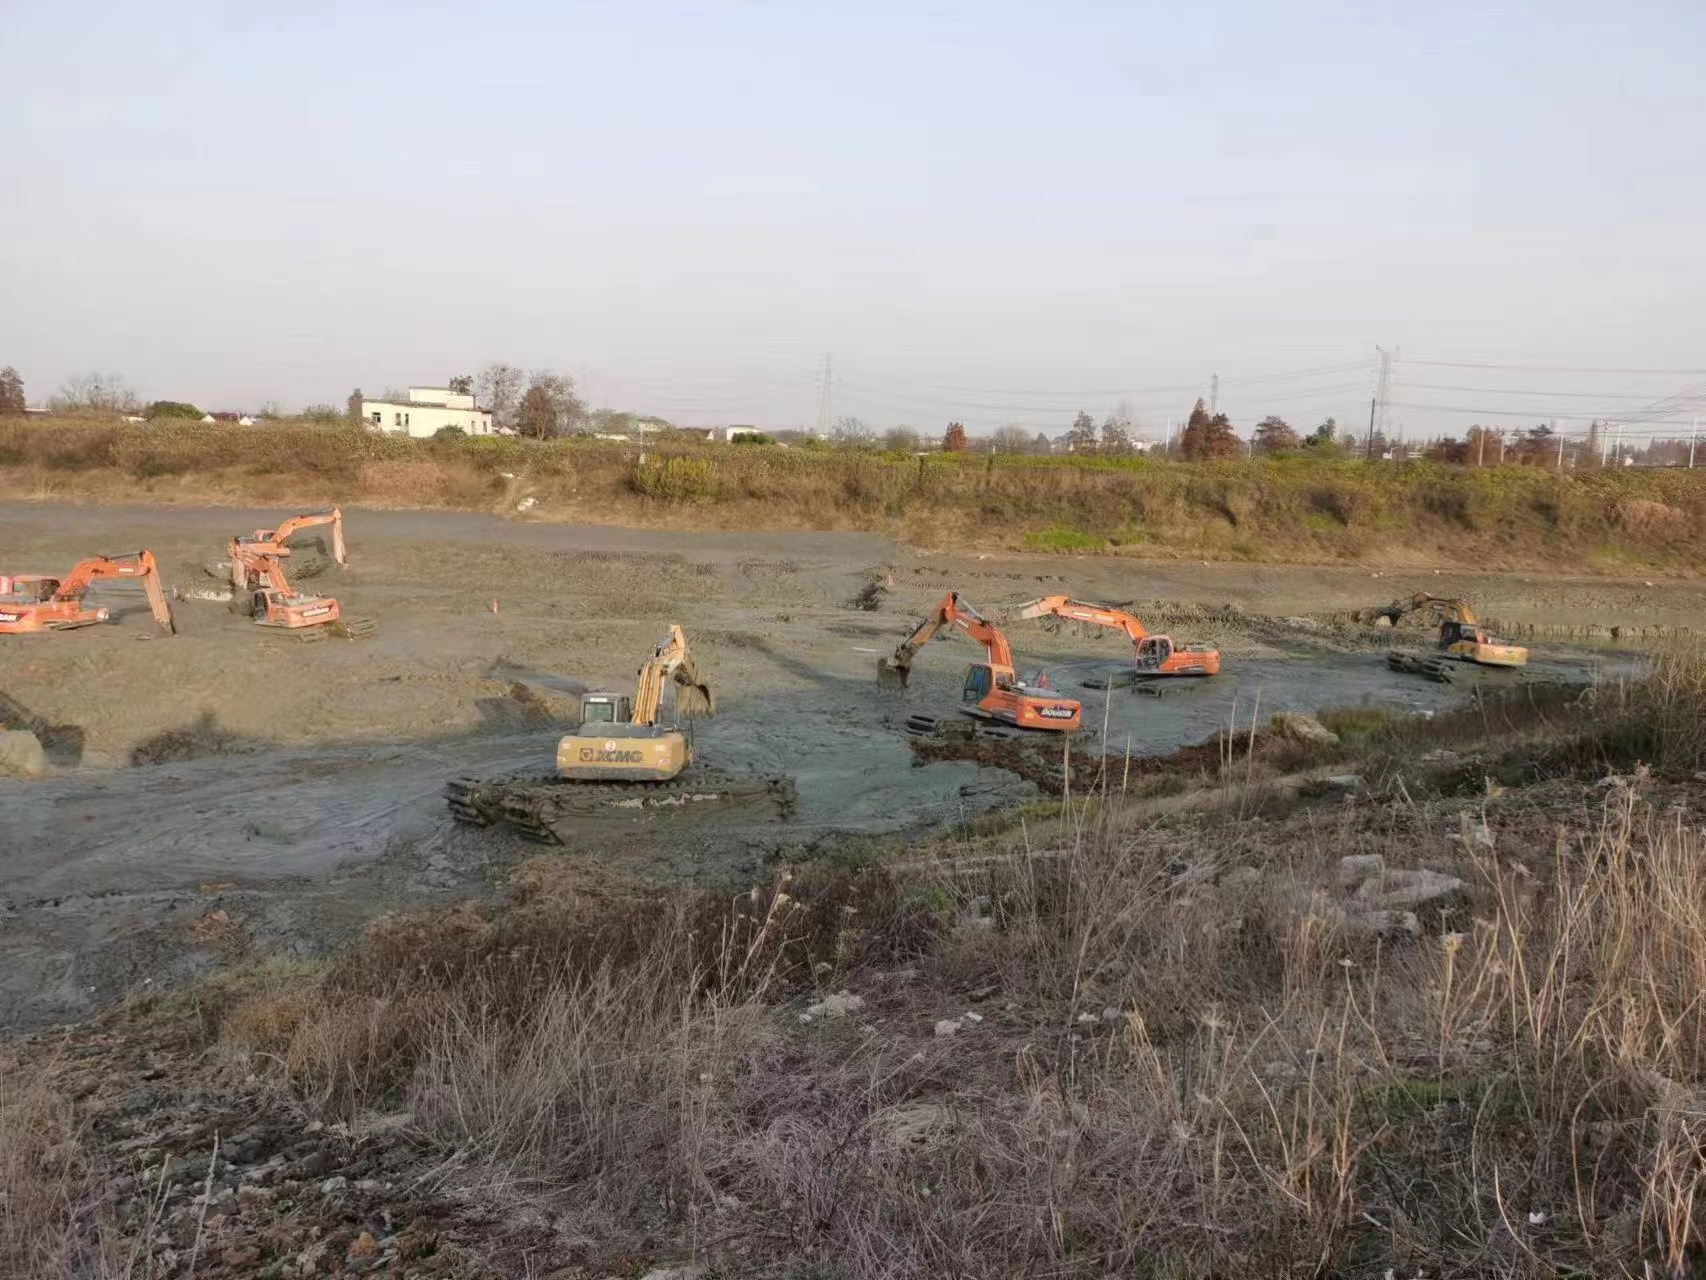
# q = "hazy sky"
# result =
<box><xmin>4</xmin><ymin>0</ymin><xmax>1704</xmax><ymax>439</ymax></box>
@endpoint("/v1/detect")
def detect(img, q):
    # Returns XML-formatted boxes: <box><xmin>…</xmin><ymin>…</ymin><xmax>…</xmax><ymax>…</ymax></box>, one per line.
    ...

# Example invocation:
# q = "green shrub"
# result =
<box><xmin>145</xmin><ymin>401</ymin><xmax>203</xmax><ymax>421</ymax></box>
<box><xmin>628</xmin><ymin>456</ymin><xmax>721</xmax><ymax>503</ymax></box>
<box><xmin>1022</xmin><ymin>526</ymin><xmax>1107</xmax><ymax>552</ymax></box>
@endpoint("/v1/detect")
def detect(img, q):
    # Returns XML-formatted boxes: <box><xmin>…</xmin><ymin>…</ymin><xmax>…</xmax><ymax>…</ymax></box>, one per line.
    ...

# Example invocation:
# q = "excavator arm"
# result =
<box><xmin>1015</xmin><ymin>595</ymin><xmax>1147</xmax><ymax>645</ymax></box>
<box><xmin>630</xmin><ymin>624</ymin><xmax>714</xmax><ymax>725</ymax></box>
<box><xmin>879</xmin><ymin>592</ymin><xmax>1014</xmax><ymax>686</ymax></box>
<box><xmin>52</xmin><ymin>552</ymin><xmax>175</xmax><ymax>634</ymax></box>
<box><xmin>1360</xmin><ymin>593</ymin><xmax>1477</xmax><ymax>626</ymax></box>
<box><xmin>260</xmin><ymin>508</ymin><xmax>347</xmax><ymax>566</ymax></box>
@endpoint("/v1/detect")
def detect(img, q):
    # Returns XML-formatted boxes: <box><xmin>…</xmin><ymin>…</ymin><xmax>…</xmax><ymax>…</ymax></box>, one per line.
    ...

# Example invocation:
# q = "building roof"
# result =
<box><xmin>362</xmin><ymin>397</ymin><xmax>491</xmax><ymax>413</ymax></box>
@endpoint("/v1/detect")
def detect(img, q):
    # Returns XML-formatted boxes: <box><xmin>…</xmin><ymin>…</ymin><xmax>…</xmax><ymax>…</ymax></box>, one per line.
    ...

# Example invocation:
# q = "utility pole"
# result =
<box><xmin>1691</xmin><ymin>417</ymin><xmax>1699</xmax><ymax>469</ymax></box>
<box><xmin>1614</xmin><ymin>421</ymin><xmax>1624</xmax><ymax>467</ymax></box>
<box><xmin>1556</xmin><ymin>419</ymin><xmax>1566</xmax><ymax>471</ymax></box>
<box><xmin>815</xmin><ymin>355</ymin><xmax>832</xmax><ymax>436</ymax></box>
<box><xmin>1209</xmin><ymin>373</ymin><xmax>1219</xmax><ymax>415</ymax></box>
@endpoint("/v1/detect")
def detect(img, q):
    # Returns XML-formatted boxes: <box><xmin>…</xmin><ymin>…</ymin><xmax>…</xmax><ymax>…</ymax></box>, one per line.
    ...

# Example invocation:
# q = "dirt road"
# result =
<box><xmin>0</xmin><ymin>502</ymin><xmax>1684</xmax><ymax>1027</ymax></box>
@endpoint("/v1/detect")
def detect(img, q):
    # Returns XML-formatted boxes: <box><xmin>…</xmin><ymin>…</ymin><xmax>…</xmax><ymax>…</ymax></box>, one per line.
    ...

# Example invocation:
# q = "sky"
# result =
<box><xmin>3</xmin><ymin>0</ymin><xmax>1705</xmax><ymax>441</ymax></box>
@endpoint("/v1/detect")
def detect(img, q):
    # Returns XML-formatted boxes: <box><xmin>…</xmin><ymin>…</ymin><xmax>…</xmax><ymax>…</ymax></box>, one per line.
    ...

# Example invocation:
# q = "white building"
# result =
<box><xmin>362</xmin><ymin>387</ymin><xmax>494</xmax><ymax>438</ymax></box>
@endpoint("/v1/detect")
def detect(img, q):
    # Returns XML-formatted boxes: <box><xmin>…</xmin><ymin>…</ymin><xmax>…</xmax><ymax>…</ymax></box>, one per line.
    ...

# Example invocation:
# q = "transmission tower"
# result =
<box><xmin>1209</xmin><ymin>372</ymin><xmax>1219</xmax><ymax>415</ymax></box>
<box><xmin>815</xmin><ymin>355</ymin><xmax>833</xmax><ymax>436</ymax></box>
<box><xmin>1368</xmin><ymin>346</ymin><xmax>1395</xmax><ymax>458</ymax></box>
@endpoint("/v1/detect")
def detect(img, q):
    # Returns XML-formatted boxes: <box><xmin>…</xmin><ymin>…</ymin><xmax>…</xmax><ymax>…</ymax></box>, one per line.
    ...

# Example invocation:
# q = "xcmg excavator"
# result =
<box><xmin>227</xmin><ymin>508</ymin><xmax>373</xmax><ymax>637</ymax></box>
<box><xmin>878</xmin><ymin>591</ymin><xmax>1082</xmax><ymax>732</ymax></box>
<box><xmin>0</xmin><ymin>552</ymin><xmax>175</xmax><ymax>635</ymax></box>
<box><xmin>1359</xmin><ymin>593</ymin><xmax>1529</xmax><ymax>668</ymax></box>
<box><xmin>446</xmin><ymin>625</ymin><xmax>796</xmax><ymax>842</ymax></box>
<box><xmin>1015</xmin><ymin>595</ymin><xmax>1221</xmax><ymax>678</ymax></box>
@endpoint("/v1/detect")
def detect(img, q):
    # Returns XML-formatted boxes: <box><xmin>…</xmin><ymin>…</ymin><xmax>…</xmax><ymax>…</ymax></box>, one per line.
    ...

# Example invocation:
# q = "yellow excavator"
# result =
<box><xmin>445</xmin><ymin>625</ymin><xmax>795</xmax><ymax>842</ymax></box>
<box><xmin>1360</xmin><ymin>593</ymin><xmax>1529</xmax><ymax>668</ymax></box>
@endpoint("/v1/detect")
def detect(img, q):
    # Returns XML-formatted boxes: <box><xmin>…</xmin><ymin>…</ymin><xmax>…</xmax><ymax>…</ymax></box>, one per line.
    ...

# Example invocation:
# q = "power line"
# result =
<box><xmin>1406</xmin><ymin>358</ymin><xmax>1706</xmax><ymax>376</ymax></box>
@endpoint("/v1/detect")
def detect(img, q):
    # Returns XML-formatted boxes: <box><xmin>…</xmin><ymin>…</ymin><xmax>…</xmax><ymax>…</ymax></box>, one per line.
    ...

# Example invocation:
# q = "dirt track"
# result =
<box><xmin>0</xmin><ymin>502</ymin><xmax>1689</xmax><ymax>1028</ymax></box>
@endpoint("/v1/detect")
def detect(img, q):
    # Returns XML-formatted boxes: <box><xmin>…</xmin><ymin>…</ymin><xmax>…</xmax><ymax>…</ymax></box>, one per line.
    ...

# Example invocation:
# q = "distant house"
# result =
<box><xmin>361</xmin><ymin>387</ymin><xmax>495</xmax><ymax>438</ymax></box>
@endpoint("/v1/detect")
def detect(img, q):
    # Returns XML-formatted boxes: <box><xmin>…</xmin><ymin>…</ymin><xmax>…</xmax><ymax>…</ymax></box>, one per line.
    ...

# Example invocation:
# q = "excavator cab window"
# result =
<box><xmin>1136</xmin><ymin>637</ymin><xmax>1171</xmax><ymax>668</ymax></box>
<box><xmin>581</xmin><ymin>697</ymin><xmax>618</xmax><ymax>725</ymax></box>
<box><xmin>962</xmin><ymin>664</ymin><xmax>993</xmax><ymax>703</ymax></box>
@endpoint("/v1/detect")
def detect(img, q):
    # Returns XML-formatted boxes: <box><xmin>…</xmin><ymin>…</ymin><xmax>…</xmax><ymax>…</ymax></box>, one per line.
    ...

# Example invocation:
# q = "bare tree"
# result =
<box><xmin>991</xmin><ymin>425</ymin><xmax>1033</xmax><ymax>455</ymax></box>
<box><xmin>832</xmin><ymin>416</ymin><xmax>876</xmax><ymax>447</ymax></box>
<box><xmin>50</xmin><ymin>371</ymin><xmax>138</xmax><ymax>414</ymax></box>
<box><xmin>0</xmin><ymin>367</ymin><xmax>24</xmax><ymax>416</ymax></box>
<box><xmin>883</xmin><ymin>425</ymin><xmax>921</xmax><ymax>452</ymax></box>
<box><xmin>477</xmin><ymin>363</ymin><xmax>525</xmax><ymax>431</ymax></box>
<box><xmin>517</xmin><ymin>370</ymin><xmax>587</xmax><ymax>439</ymax></box>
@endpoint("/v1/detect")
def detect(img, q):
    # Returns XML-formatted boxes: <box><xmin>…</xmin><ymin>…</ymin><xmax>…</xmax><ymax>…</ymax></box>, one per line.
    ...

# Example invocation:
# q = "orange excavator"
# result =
<box><xmin>226</xmin><ymin>508</ymin><xmax>372</xmax><ymax>637</ymax></box>
<box><xmin>879</xmin><ymin>591</ymin><xmax>1082</xmax><ymax>731</ymax></box>
<box><xmin>1015</xmin><ymin>595</ymin><xmax>1221</xmax><ymax>678</ymax></box>
<box><xmin>0</xmin><ymin>551</ymin><xmax>175</xmax><ymax>635</ymax></box>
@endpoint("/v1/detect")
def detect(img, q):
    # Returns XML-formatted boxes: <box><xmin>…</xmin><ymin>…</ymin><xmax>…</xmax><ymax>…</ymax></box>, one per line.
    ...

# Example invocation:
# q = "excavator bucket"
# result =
<box><xmin>877</xmin><ymin>655</ymin><xmax>911</xmax><ymax>687</ymax></box>
<box><xmin>672</xmin><ymin>653</ymin><xmax>715</xmax><ymax>717</ymax></box>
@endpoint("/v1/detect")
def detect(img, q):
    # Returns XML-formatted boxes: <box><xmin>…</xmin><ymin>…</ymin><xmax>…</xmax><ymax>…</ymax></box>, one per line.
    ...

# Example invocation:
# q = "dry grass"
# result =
<box><xmin>4</xmin><ymin>415</ymin><xmax>1705</xmax><ymax>567</ymax></box>
<box><xmin>14</xmin><ymin>652</ymin><xmax>1700</xmax><ymax>1276</ymax></box>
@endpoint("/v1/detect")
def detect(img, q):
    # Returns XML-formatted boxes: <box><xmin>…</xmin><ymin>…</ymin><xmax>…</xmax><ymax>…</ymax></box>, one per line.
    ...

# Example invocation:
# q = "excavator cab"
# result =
<box><xmin>1135</xmin><ymin>636</ymin><xmax>1174</xmax><ymax>670</ymax></box>
<box><xmin>962</xmin><ymin>664</ymin><xmax>994</xmax><ymax>703</ymax></box>
<box><xmin>579</xmin><ymin>694</ymin><xmax>634</xmax><ymax>726</ymax></box>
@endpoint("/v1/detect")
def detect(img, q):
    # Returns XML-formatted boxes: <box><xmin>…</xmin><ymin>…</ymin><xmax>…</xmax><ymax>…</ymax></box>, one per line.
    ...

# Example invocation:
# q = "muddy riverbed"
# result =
<box><xmin>0</xmin><ymin>502</ymin><xmax>1678</xmax><ymax>1027</ymax></box>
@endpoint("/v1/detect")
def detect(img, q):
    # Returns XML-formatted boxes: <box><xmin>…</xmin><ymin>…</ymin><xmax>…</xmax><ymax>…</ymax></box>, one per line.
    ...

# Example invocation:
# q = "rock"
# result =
<box><xmin>319</xmin><ymin>1175</ymin><xmax>348</xmax><ymax>1195</ymax></box>
<box><xmin>1268</xmin><ymin>712</ymin><xmax>1339</xmax><ymax>747</ymax></box>
<box><xmin>639</xmin><ymin>1267</ymin><xmax>707</xmax><ymax>1280</ymax></box>
<box><xmin>933</xmin><ymin>1018</ymin><xmax>961</xmax><ymax>1038</ymax></box>
<box><xmin>0</xmin><ymin>730</ymin><xmax>47</xmax><ymax>779</ymax></box>
<box><xmin>347</xmin><ymin>1231</ymin><xmax>379</xmax><ymax>1260</ymax></box>
<box><xmin>1362</xmin><ymin>869</ymin><xmax>1466</xmax><ymax>912</ymax></box>
<box><xmin>1338</xmin><ymin>854</ymin><xmax>1385</xmax><ymax>888</ymax></box>
<box><xmin>804</xmin><ymin>991</ymin><xmax>864</xmax><ymax>1019</ymax></box>
<box><xmin>1323</xmin><ymin>774</ymin><xmax>1364</xmax><ymax>793</ymax></box>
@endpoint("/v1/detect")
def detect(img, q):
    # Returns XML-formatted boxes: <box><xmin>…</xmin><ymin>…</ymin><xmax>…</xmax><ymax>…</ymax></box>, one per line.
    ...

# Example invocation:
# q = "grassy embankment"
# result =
<box><xmin>4</xmin><ymin>415</ymin><xmax>1705</xmax><ymax>568</ymax></box>
<box><xmin>7</xmin><ymin>648</ymin><xmax>1706</xmax><ymax>1277</ymax></box>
